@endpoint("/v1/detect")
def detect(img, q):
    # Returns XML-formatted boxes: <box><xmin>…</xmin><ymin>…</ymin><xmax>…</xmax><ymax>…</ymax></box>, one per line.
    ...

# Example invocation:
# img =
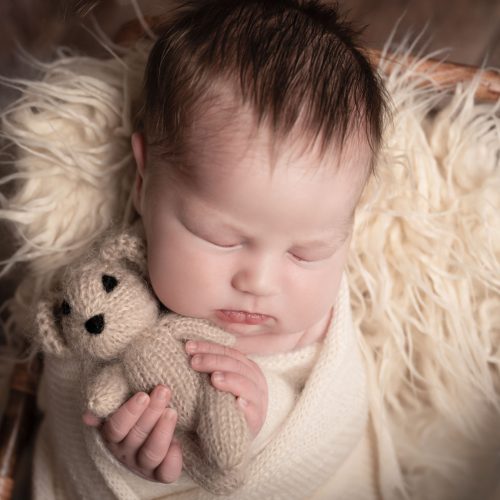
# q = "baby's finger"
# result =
<box><xmin>102</xmin><ymin>392</ymin><xmax>150</xmax><ymax>444</ymax></box>
<box><xmin>82</xmin><ymin>410</ymin><xmax>103</xmax><ymax>427</ymax></box>
<box><xmin>190</xmin><ymin>352</ymin><xmax>255</xmax><ymax>381</ymax></box>
<box><xmin>122</xmin><ymin>385</ymin><xmax>171</xmax><ymax>451</ymax></box>
<box><xmin>211</xmin><ymin>371</ymin><xmax>260</xmax><ymax>406</ymax></box>
<box><xmin>236</xmin><ymin>398</ymin><xmax>262</xmax><ymax>437</ymax></box>
<box><xmin>186</xmin><ymin>341</ymin><xmax>248</xmax><ymax>366</ymax></box>
<box><xmin>154</xmin><ymin>439</ymin><xmax>183</xmax><ymax>484</ymax></box>
<box><xmin>211</xmin><ymin>372</ymin><xmax>266</xmax><ymax>436</ymax></box>
<box><xmin>136</xmin><ymin>408</ymin><xmax>177</xmax><ymax>471</ymax></box>
<box><xmin>187</xmin><ymin>341</ymin><xmax>265</xmax><ymax>384</ymax></box>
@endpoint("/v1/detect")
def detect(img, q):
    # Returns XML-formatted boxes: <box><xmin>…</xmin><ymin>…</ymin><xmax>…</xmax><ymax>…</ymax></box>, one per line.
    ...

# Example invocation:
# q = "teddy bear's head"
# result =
<box><xmin>36</xmin><ymin>228</ymin><xmax>160</xmax><ymax>360</ymax></box>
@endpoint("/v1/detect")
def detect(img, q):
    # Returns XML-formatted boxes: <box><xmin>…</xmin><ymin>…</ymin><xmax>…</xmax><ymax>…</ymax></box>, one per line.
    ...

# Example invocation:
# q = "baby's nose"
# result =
<box><xmin>85</xmin><ymin>314</ymin><xmax>105</xmax><ymax>335</ymax></box>
<box><xmin>231</xmin><ymin>255</ymin><xmax>280</xmax><ymax>297</ymax></box>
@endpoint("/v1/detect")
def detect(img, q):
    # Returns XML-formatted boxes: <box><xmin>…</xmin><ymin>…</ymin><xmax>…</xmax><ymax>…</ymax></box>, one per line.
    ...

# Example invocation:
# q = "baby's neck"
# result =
<box><xmin>232</xmin><ymin>307</ymin><xmax>333</xmax><ymax>356</ymax></box>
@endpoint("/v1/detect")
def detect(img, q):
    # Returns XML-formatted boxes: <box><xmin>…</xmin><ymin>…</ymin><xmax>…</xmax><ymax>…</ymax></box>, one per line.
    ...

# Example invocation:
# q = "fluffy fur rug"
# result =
<box><xmin>0</xmin><ymin>38</ymin><xmax>499</xmax><ymax>499</ymax></box>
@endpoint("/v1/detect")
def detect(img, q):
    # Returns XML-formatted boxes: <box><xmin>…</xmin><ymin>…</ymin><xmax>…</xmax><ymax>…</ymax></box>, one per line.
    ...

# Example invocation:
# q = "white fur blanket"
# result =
<box><xmin>0</xmin><ymin>41</ymin><xmax>499</xmax><ymax>499</ymax></box>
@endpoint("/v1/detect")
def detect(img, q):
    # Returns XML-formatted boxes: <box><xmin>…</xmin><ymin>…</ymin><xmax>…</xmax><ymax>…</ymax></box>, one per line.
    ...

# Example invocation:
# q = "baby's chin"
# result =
<box><xmin>212</xmin><ymin>319</ymin><xmax>303</xmax><ymax>338</ymax></box>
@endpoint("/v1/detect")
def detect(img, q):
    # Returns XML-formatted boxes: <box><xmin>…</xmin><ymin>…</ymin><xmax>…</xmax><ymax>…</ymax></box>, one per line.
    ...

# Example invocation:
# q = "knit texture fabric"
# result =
<box><xmin>33</xmin><ymin>273</ymin><xmax>405</xmax><ymax>499</ymax></box>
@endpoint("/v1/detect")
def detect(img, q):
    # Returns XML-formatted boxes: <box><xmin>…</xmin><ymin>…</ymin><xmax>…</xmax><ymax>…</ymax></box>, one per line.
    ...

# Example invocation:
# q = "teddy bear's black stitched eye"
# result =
<box><xmin>102</xmin><ymin>274</ymin><xmax>118</xmax><ymax>293</ymax></box>
<box><xmin>61</xmin><ymin>300</ymin><xmax>71</xmax><ymax>315</ymax></box>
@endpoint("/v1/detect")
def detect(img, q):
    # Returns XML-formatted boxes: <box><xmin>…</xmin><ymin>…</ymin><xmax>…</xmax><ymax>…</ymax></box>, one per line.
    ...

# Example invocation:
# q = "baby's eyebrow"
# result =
<box><xmin>294</xmin><ymin>213</ymin><xmax>354</xmax><ymax>249</ymax></box>
<box><xmin>292</xmin><ymin>232</ymin><xmax>349</xmax><ymax>250</ymax></box>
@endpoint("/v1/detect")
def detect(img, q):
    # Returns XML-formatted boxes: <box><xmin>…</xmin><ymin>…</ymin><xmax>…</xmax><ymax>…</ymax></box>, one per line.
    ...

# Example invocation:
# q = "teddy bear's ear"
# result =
<box><xmin>99</xmin><ymin>227</ymin><xmax>147</xmax><ymax>274</ymax></box>
<box><xmin>34</xmin><ymin>296</ymin><xmax>72</xmax><ymax>357</ymax></box>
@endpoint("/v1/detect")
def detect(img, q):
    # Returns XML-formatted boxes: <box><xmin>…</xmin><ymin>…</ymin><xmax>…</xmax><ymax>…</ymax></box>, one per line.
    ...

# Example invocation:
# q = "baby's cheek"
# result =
<box><xmin>288</xmin><ymin>269</ymin><xmax>342</xmax><ymax>327</ymax></box>
<box><xmin>148</xmin><ymin>254</ymin><xmax>188</xmax><ymax>311</ymax></box>
<box><xmin>288</xmin><ymin>289</ymin><xmax>330</xmax><ymax>331</ymax></box>
<box><xmin>147</xmin><ymin>244</ymin><xmax>220</xmax><ymax>316</ymax></box>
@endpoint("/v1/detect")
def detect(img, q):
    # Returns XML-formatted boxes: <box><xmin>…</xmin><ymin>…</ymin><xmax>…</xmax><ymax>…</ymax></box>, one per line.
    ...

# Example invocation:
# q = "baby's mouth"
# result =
<box><xmin>215</xmin><ymin>310</ymin><xmax>272</xmax><ymax>325</ymax></box>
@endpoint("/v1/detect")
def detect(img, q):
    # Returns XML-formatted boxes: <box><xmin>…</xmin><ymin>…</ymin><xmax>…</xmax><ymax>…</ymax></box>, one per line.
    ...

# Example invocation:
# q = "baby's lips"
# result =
<box><xmin>215</xmin><ymin>310</ymin><xmax>272</xmax><ymax>325</ymax></box>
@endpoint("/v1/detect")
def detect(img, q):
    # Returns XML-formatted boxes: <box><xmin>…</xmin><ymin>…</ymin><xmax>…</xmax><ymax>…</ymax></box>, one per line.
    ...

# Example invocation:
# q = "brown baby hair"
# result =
<box><xmin>139</xmin><ymin>0</ymin><xmax>389</xmax><ymax>176</ymax></box>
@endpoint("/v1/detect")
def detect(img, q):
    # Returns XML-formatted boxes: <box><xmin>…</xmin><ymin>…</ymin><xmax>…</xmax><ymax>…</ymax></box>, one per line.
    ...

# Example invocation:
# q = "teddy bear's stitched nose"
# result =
<box><xmin>85</xmin><ymin>314</ymin><xmax>105</xmax><ymax>335</ymax></box>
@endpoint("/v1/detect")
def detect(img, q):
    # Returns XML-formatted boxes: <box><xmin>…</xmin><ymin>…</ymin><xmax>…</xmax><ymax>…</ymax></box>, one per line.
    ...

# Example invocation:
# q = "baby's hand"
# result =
<box><xmin>82</xmin><ymin>385</ymin><xmax>182</xmax><ymax>483</ymax></box>
<box><xmin>186</xmin><ymin>341</ymin><xmax>268</xmax><ymax>437</ymax></box>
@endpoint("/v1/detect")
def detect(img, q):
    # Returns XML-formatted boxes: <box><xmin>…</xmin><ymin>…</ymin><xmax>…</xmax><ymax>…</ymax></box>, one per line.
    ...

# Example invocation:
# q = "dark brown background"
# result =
<box><xmin>1</xmin><ymin>0</ymin><xmax>499</xmax><ymax>311</ymax></box>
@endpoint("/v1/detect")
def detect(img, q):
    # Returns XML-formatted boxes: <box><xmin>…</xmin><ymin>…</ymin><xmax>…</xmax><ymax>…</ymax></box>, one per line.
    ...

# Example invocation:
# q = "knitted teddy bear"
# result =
<box><xmin>34</xmin><ymin>227</ymin><xmax>251</xmax><ymax>495</ymax></box>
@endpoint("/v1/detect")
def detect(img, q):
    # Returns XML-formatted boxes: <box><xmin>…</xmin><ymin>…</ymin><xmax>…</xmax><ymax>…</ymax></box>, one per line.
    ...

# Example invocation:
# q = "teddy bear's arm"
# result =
<box><xmin>162</xmin><ymin>315</ymin><xmax>236</xmax><ymax>346</ymax></box>
<box><xmin>85</xmin><ymin>363</ymin><xmax>131</xmax><ymax>419</ymax></box>
<box><xmin>180</xmin><ymin>434</ymin><xmax>246</xmax><ymax>495</ymax></box>
<box><xmin>198</xmin><ymin>382</ymin><xmax>251</xmax><ymax>471</ymax></box>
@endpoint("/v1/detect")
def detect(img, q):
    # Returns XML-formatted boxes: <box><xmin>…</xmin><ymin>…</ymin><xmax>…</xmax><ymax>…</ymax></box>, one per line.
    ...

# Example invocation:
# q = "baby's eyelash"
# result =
<box><xmin>181</xmin><ymin>219</ymin><xmax>240</xmax><ymax>248</ymax></box>
<box><xmin>198</xmin><ymin>231</ymin><xmax>242</xmax><ymax>249</ymax></box>
<box><xmin>288</xmin><ymin>250</ymin><xmax>320</xmax><ymax>263</ymax></box>
<box><xmin>289</xmin><ymin>250</ymin><xmax>335</xmax><ymax>263</ymax></box>
<box><xmin>209</xmin><ymin>239</ymin><xmax>240</xmax><ymax>249</ymax></box>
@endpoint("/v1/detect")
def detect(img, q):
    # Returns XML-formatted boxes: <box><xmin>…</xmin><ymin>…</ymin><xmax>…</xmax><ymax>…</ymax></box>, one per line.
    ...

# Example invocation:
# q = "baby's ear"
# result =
<box><xmin>99</xmin><ymin>227</ymin><xmax>147</xmax><ymax>275</ymax></box>
<box><xmin>34</xmin><ymin>296</ymin><xmax>71</xmax><ymax>357</ymax></box>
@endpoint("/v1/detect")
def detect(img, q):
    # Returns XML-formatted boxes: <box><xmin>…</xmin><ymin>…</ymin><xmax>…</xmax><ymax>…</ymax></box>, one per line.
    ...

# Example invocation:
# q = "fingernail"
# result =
<box><xmin>238</xmin><ymin>397</ymin><xmax>248</xmax><ymax>407</ymax></box>
<box><xmin>156</xmin><ymin>385</ymin><xmax>170</xmax><ymax>401</ymax></box>
<box><xmin>136</xmin><ymin>392</ymin><xmax>148</xmax><ymax>405</ymax></box>
<box><xmin>163</xmin><ymin>408</ymin><xmax>177</xmax><ymax>420</ymax></box>
<box><xmin>212</xmin><ymin>371</ymin><xmax>224</xmax><ymax>383</ymax></box>
<box><xmin>191</xmin><ymin>354</ymin><xmax>202</xmax><ymax>366</ymax></box>
<box><xmin>171</xmin><ymin>437</ymin><xmax>182</xmax><ymax>450</ymax></box>
<box><xmin>185</xmin><ymin>341</ymin><xmax>197</xmax><ymax>353</ymax></box>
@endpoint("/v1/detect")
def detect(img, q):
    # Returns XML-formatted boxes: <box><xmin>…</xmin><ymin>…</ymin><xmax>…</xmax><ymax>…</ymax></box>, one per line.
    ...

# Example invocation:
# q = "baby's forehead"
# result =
<box><xmin>182</xmin><ymin>97</ymin><xmax>373</xmax><ymax>179</ymax></box>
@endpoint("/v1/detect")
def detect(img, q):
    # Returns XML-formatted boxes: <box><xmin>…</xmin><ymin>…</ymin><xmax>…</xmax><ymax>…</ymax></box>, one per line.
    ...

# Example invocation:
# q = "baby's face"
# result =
<box><xmin>133</xmin><ymin>110</ymin><xmax>370</xmax><ymax>344</ymax></box>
